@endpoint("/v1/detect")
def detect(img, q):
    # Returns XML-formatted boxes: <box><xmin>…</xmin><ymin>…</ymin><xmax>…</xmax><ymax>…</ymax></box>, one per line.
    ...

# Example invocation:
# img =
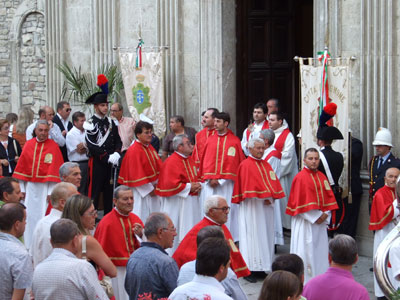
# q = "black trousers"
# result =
<box><xmin>90</xmin><ymin>158</ymin><xmax>114</xmax><ymax>214</ymax></box>
<box><xmin>337</xmin><ymin>193</ymin><xmax>362</xmax><ymax>238</ymax></box>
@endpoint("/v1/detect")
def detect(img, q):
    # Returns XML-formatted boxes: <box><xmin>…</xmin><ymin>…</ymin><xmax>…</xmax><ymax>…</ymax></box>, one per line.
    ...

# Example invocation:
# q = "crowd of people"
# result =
<box><xmin>0</xmin><ymin>84</ymin><xmax>397</xmax><ymax>300</ymax></box>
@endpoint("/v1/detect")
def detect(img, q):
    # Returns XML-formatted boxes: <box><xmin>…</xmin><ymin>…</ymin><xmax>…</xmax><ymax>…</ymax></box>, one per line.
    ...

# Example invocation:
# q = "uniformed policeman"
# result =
<box><xmin>316</xmin><ymin>103</ymin><xmax>344</xmax><ymax>233</ymax></box>
<box><xmin>369</xmin><ymin>127</ymin><xmax>400</xmax><ymax>210</ymax></box>
<box><xmin>84</xmin><ymin>75</ymin><xmax>122</xmax><ymax>215</ymax></box>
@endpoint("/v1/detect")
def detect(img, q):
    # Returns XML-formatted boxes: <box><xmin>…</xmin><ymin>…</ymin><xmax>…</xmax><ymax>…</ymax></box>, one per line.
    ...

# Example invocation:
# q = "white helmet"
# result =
<box><xmin>372</xmin><ymin>127</ymin><xmax>393</xmax><ymax>147</ymax></box>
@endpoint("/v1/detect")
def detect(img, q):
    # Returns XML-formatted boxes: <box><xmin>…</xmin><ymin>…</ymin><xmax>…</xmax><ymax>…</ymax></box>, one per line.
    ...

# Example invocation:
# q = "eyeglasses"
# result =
<box><xmin>84</xmin><ymin>209</ymin><xmax>98</xmax><ymax>217</ymax></box>
<box><xmin>212</xmin><ymin>206</ymin><xmax>230</xmax><ymax>213</ymax></box>
<box><xmin>110</xmin><ymin>109</ymin><xmax>120</xmax><ymax>113</ymax></box>
<box><xmin>163</xmin><ymin>227</ymin><xmax>177</xmax><ymax>232</ymax></box>
<box><xmin>65</xmin><ymin>108</ymin><xmax>72</xmax><ymax>112</ymax></box>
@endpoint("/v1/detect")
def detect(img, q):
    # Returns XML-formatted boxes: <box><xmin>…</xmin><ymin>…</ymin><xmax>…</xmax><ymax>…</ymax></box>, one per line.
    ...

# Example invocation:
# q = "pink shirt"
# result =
<box><xmin>302</xmin><ymin>267</ymin><xmax>369</xmax><ymax>300</ymax></box>
<box><xmin>118</xmin><ymin>117</ymin><xmax>135</xmax><ymax>152</ymax></box>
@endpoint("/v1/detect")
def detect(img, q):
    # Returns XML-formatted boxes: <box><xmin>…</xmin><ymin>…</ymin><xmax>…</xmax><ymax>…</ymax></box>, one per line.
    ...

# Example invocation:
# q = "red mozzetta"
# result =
<box><xmin>172</xmin><ymin>217</ymin><xmax>250</xmax><ymax>278</ymax></box>
<box><xmin>118</xmin><ymin>141</ymin><xmax>162</xmax><ymax>187</ymax></box>
<box><xmin>286</xmin><ymin>167</ymin><xmax>338</xmax><ymax>216</ymax></box>
<box><xmin>192</xmin><ymin>128</ymin><xmax>216</xmax><ymax>167</ymax></box>
<box><xmin>369</xmin><ymin>185</ymin><xmax>396</xmax><ymax>231</ymax></box>
<box><xmin>13</xmin><ymin>138</ymin><xmax>63</xmax><ymax>183</ymax></box>
<box><xmin>232</xmin><ymin>156</ymin><xmax>285</xmax><ymax>203</ymax></box>
<box><xmin>94</xmin><ymin>209</ymin><xmax>142</xmax><ymax>266</ymax></box>
<box><xmin>200</xmin><ymin>129</ymin><xmax>245</xmax><ymax>181</ymax></box>
<box><xmin>155</xmin><ymin>152</ymin><xmax>200</xmax><ymax>197</ymax></box>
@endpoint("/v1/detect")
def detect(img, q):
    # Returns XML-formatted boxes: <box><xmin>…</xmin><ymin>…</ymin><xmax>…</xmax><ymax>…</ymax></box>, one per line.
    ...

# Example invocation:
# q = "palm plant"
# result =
<box><xmin>57</xmin><ymin>62</ymin><xmax>124</xmax><ymax>105</ymax></box>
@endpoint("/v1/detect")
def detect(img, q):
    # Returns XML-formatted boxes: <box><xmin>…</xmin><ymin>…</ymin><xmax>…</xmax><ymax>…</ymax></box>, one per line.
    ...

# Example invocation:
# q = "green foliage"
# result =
<box><xmin>57</xmin><ymin>62</ymin><xmax>124</xmax><ymax>105</ymax></box>
<box><xmin>390</xmin><ymin>288</ymin><xmax>400</xmax><ymax>300</ymax></box>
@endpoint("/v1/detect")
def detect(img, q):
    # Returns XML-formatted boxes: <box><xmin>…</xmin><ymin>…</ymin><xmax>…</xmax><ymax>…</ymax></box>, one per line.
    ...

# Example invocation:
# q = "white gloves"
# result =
<box><xmin>108</xmin><ymin>152</ymin><xmax>121</xmax><ymax>166</ymax></box>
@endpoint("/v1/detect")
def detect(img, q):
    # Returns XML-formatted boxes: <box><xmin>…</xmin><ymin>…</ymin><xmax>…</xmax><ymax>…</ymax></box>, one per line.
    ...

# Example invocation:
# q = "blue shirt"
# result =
<box><xmin>125</xmin><ymin>242</ymin><xmax>179</xmax><ymax>300</ymax></box>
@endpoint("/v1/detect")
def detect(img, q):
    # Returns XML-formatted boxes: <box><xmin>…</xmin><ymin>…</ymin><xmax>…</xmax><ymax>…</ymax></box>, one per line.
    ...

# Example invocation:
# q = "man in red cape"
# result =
<box><xmin>172</xmin><ymin>195</ymin><xmax>250</xmax><ymax>278</ymax></box>
<box><xmin>192</xmin><ymin>108</ymin><xmax>218</xmax><ymax>168</ymax></box>
<box><xmin>369</xmin><ymin>167</ymin><xmax>400</xmax><ymax>298</ymax></box>
<box><xmin>118</xmin><ymin>121</ymin><xmax>162</xmax><ymax>222</ymax></box>
<box><xmin>94</xmin><ymin>185</ymin><xmax>143</xmax><ymax>300</ymax></box>
<box><xmin>155</xmin><ymin>135</ymin><xmax>202</xmax><ymax>254</ymax></box>
<box><xmin>232</xmin><ymin>138</ymin><xmax>285</xmax><ymax>280</ymax></box>
<box><xmin>286</xmin><ymin>148</ymin><xmax>338</xmax><ymax>283</ymax></box>
<box><xmin>13</xmin><ymin>120</ymin><xmax>63</xmax><ymax>248</ymax></box>
<box><xmin>200</xmin><ymin>112</ymin><xmax>245</xmax><ymax>241</ymax></box>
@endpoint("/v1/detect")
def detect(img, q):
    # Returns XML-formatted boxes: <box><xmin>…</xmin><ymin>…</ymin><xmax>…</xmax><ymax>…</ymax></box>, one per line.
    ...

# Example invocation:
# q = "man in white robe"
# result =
<box><xmin>156</xmin><ymin>135</ymin><xmax>202</xmax><ymax>254</ymax></box>
<box><xmin>269</xmin><ymin>112</ymin><xmax>298</xmax><ymax>229</ymax></box>
<box><xmin>286</xmin><ymin>148</ymin><xmax>338</xmax><ymax>283</ymax></box>
<box><xmin>369</xmin><ymin>168</ymin><xmax>400</xmax><ymax>298</ymax></box>
<box><xmin>199</xmin><ymin>112</ymin><xmax>245</xmax><ymax>241</ymax></box>
<box><xmin>233</xmin><ymin>138</ymin><xmax>285</xmax><ymax>277</ymax></box>
<box><xmin>30</xmin><ymin>182</ymin><xmax>78</xmax><ymax>267</ymax></box>
<box><xmin>13</xmin><ymin>120</ymin><xmax>64</xmax><ymax>249</ymax></box>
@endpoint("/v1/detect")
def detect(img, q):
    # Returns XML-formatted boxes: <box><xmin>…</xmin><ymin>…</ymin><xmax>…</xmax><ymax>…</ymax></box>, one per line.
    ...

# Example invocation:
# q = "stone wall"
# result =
<box><xmin>0</xmin><ymin>0</ymin><xmax>21</xmax><ymax>113</ymax></box>
<box><xmin>20</xmin><ymin>12</ymin><xmax>45</xmax><ymax>107</ymax></box>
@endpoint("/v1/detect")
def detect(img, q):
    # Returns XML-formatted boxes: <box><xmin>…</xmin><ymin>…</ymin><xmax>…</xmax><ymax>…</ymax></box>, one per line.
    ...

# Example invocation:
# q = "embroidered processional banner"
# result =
<box><xmin>119</xmin><ymin>50</ymin><xmax>166</xmax><ymax>138</ymax></box>
<box><xmin>299</xmin><ymin>58</ymin><xmax>350</xmax><ymax>196</ymax></box>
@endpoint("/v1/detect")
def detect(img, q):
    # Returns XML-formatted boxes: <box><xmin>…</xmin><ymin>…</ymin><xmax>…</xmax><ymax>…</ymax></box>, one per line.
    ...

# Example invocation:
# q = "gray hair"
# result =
<box><xmin>113</xmin><ymin>185</ymin><xmax>131</xmax><ymax>199</ymax></box>
<box><xmin>385</xmin><ymin>167</ymin><xmax>400</xmax><ymax>178</ymax></box>
<box><xmin>144</xmin><ymin>212</ymin><xmax>169</xmax><ymax>238</ymax></box>
<box><xmin>259</xmin><ymin>129</ymin><xmax>275</xmax><ymax>146</ymax></box>
<box><xmin>172</xmin><ymin>134</ymin><xmax>188</xmax><ymax>151</ymax></box>
<box><xmin>248</xmin><ymin>138</ymin><xmax>265</xmax><ymax>149</ymax></box>
<box><xmin>50</xmin><ymin>182</ymin><xmax>77</xmax><ymax>207</ymax></box>
<box><xmin>329</xmin><ymin>234</ymin><xmax>358</xmax><ymax>265</ymax></box>
<box><xmin>59</xmin><ymin>162</ymin><xmax>80</xmax><ymax>180</ymax></box>
<box><xmin>204</xmin><ymin>195</ymin><xmax>224</xmax><ymax>215</ymax></box>
<box><xmin>50</xmin><ymin>218</ymin><xmax>81</xmax><ymax>245</ymax></box>
<box><xmin>35</xmin><ymin>119</ymin><xmax>49</xmax><ymax>129</ymax></box>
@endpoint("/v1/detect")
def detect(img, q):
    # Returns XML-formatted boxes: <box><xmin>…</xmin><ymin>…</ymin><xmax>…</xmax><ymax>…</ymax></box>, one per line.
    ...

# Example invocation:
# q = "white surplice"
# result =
<box><xmin>238</xmin><ymin>197</ymin><xmax>275</xmax><ymax>272</ymax></box>
<box><xmin>263</xmin><ymin>146</ymin><xmax>283</xmax><ymax>245</ymax></box>
<box><xmin>131</xmin><ymin>181</ymin><xmax>160</xmax><ymax>223</ymax></box>
<box><xmin>199</xmin><ymin>179</ymin><xmax>239</xmax><ymax>241</ymax></box>
<box><xmin>30</xmin><ymin>208</ymin><xmax>62</xmax><ymax>267</ymax></box>
<box><xmin>20</xmin><ymin>180</ymin><xmax>57</xmax><ymax>249</ymax></box>
<box><xmin>290</xmin><ymin>209</ymin><xmax>331</xmax><ymax>283</ymax></box>
<box><xmin>111</xmin><ymin>266</ymin><xmax>129</xmax><ymax>300</ymax></box>
<box><xmin>160</xmin><ymin>183</ymin><xmax>202</xmax><ymax>255</ymax></box>
<box><xmin>373</xmin><ymin>200</ymin><xmax>399</xmax><ymax>297</ymax></box>
<box><xmin>273</xmin><ymin>124</ymin><xmax>298</xmax><ymax>229</ymax></box>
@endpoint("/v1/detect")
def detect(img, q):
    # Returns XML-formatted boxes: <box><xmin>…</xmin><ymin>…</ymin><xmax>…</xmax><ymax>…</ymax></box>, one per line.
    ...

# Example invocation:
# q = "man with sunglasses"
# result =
<box><xmin>53</xmin><ymin>101</ymin><xmax>73</xmax><ymax>162</ymax></box>
<box><xmin>173</xmin><ymin>195</ymin><xmax>250</xmax><ymax>279</ymax></box>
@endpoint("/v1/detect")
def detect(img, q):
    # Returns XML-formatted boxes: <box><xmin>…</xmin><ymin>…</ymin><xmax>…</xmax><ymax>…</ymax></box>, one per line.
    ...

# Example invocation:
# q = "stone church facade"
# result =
<box><xmin>1</xmin><ymin>0</ymin><xmax>399</xmax><ymax>255</ymax></box>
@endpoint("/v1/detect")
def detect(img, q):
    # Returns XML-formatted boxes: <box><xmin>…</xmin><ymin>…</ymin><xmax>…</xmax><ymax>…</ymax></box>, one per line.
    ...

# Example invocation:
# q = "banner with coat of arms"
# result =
<box><xmin>119</xmin><ymin>49</ymin><xmax>166</xmax><ymax>138</ymax></box>
<box><xmin>299</xmin><ymin>57</ymin><xmax>350</xmax><ymax>197</ymax></box>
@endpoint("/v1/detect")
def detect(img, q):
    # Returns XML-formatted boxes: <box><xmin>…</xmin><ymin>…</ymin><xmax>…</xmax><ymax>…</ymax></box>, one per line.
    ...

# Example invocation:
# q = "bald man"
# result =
<box><xmin>26</xmin><ymin>106</ymin><xmax>65</xmax><ymax>147</ymax></box>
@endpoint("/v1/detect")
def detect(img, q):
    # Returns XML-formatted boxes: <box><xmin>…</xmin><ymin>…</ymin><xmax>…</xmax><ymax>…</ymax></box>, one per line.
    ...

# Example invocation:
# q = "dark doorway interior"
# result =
<box><xmin>236</xmin><ymin>0</ymin><xmax>313</xmax><ymax>137</ymax></box>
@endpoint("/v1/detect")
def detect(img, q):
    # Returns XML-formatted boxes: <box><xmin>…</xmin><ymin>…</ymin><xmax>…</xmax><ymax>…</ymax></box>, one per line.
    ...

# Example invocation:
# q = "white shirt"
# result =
<box><xmin>26</xmin><ymin>121</ymin><xmax>66</xmax><ymax>147</ymax></box>
<box><xmin>178</xmin><ymin>260</ymin><xmax>247</xmax><ymax>300</ymax></box>
<box><xmin>170</xmin><ymin>274</ymin><xmax>233</xmax><ymax>300</ymax></box>
<box><xmin>33</xmin><ymin>248</ymin><xmax>108</xmax><ymax>300</ymax></box>
<box><xmin>66</xmin><ymin>126</ymin><xmax>88</xmax><ymax>162</ymax></box>
<box><xmin>30</xmin><ymin>208</ymin><xmax>63</xmax><ymax>267</ymax></box>
<box><xmin>56</xmin><ymin>113</ymin><xmax>70</xmax><ymax>132</ymax></box>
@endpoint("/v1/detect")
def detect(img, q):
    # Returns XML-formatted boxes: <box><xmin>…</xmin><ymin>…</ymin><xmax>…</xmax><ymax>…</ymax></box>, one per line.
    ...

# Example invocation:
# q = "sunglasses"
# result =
<box><xmin>65</xmin><ymin>108</ymin><xmax>72</xmax><ymax>112</ymax></box>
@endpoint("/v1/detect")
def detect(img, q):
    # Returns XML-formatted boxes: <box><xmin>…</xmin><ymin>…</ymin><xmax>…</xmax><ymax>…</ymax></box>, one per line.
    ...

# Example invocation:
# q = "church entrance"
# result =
<box><xmin>236</xmin><ymin>0</ymin><xmax>313</xmax><ymax>138</ymax></box>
